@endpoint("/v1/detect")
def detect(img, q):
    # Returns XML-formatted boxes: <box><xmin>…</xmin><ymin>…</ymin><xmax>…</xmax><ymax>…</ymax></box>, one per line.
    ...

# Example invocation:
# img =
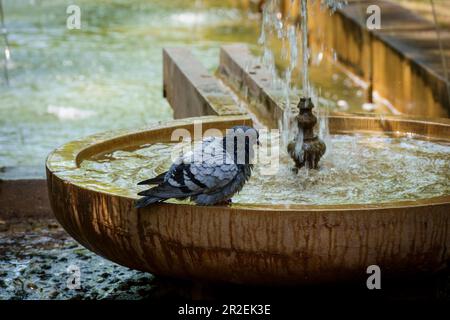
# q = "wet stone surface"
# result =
<box><xmin>0</xmin><ymin>218</ymin><xmax>196</xmax><ymax>300</ymax></box>
<box><xmin>1</xmin><ymin>217</ymin><xmax>449</xmax><ymax>301</ymax></box>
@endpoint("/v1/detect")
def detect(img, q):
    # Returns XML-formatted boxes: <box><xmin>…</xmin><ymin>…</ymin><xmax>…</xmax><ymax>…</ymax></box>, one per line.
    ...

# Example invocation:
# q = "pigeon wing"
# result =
<box><xmin>187</xmin><ymin>137</ymin><xmax>238</xmax><ymax>193</ymax></box>
<box><xmin>136</xmin><ymin>136</ymin><xmax>238</xmax><ymax>208</ymax></box>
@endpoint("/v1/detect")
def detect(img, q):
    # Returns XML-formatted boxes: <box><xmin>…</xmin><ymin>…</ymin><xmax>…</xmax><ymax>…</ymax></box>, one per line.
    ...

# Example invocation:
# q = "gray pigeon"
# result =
<box><xmin>135</xmin><ymin>126</ymin><xmax>259</xmax><ymax>208</ymax></box>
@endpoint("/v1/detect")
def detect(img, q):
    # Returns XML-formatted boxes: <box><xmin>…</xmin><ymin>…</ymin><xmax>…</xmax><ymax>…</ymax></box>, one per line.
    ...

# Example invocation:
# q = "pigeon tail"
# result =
<box><xmin>136</xmin><ymin>183</ymin><xmax>195</xmax><ymax>208</ymax></box>
<box><xmin>137</xmin><ymin>172</ymin><xmax>167</xmax><ymax>185</ymax></box>
<box><xmin>135</xmin><ymin>196</ymin><xmax>162</xmax><ymax>208</ymax></box>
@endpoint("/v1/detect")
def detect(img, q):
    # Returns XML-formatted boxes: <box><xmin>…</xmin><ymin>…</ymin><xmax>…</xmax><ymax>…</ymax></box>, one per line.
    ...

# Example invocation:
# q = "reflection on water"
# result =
<box><xmin>76</xmin><ymin>133</ymin><xmax>450</xmax><ymax>205</ymax></box>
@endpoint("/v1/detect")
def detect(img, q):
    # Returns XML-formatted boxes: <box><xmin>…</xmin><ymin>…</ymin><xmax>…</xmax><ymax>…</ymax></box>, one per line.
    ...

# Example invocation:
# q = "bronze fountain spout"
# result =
<box><xmin>288</xmin><ymin>97</ymin><xmax>326</xmax><ymax>170</ymax></box>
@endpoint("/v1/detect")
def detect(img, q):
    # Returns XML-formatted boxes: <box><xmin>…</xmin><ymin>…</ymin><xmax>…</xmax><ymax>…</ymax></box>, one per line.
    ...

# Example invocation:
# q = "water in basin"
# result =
<box><xmin>72</xmin><ymin>133</ymin><xmax>450</xmax><ymax>205</ymax></box>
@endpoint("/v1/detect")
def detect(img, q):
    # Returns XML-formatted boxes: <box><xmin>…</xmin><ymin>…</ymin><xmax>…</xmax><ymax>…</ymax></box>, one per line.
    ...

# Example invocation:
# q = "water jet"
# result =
<box><xmin>0</xmin><ymin>0</ymin><xmax>10</xmax><ymax>85</ymax></box>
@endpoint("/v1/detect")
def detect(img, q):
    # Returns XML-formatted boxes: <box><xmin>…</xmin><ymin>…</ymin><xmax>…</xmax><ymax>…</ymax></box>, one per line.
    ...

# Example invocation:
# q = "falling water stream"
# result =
<box><xmin>0</xmin><ymin>0</ymin><xmax>10</xmax><ymax>85</ymax></box>
<box><xmin>257</xmin><ymin>0</ymin><xmax>348</xmax><ymax>154</ymax></box>
<box><xmin>300</xmin><ymin>0</ymin><xmax>310</xmax><ymax>98</ymax></box>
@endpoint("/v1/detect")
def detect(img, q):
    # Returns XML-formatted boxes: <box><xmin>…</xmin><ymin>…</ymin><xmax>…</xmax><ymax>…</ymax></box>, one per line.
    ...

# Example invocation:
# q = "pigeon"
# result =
<box><xmin>135</xmin><ymin>125</ymin><xmax>259</xmax><ymax>208</ymax></box>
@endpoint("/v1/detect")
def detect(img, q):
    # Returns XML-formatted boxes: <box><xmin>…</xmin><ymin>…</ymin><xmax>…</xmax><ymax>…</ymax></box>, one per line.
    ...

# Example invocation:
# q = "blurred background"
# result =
<box><xmin>0</xmin><ymin>0</ymin><xmax>449</xmax><ymax>300</ymax></box>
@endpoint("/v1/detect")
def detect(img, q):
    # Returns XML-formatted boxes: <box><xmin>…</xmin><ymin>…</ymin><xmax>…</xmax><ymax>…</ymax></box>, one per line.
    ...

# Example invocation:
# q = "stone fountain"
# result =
<box><xmin>46</xmin><ymin>1</ymin><xmax>450</xmax><ymax>285</ymax></box>
<box><xmin>46</xmin><ymin>112</ymin><xmax>450</xmax><ymax>285</ymax></box>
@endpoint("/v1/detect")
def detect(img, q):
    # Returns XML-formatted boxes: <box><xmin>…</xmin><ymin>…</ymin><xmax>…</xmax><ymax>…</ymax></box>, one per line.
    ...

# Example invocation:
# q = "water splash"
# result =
<box><xmin>0</xmin><ymin>0</ymin><xmax>10</xmax><ymax>85</ymax></box>
<box><xmin>300</xmin><ymin>0</ymin><xmax>347</xmax><ymax>98</ymax></box>
<box><xmin>259</xmin><ymin>0</ymin><xmax>284</xmax><ymax>89</ymax></box>
<box><xmin>281</xmin><ymin>23</ymin><xmax>298</xmax><ymax>148</ymax></box>
<box><xmin>317</xmin><ymin>99</ymin><xmax>331</xmax><ymax>158</ymax></box>
<box><xmin>47</xmin><ymin>105</ymin><xmax>96</xmax><ymax>120</ymax></box>
<box><xmin>258</xmin><ymin>0</ymin><xmax>300</xmax><ymax>150</ymax></box>
<box><xmin>294</xmin><ymin>126</ymin><xmax>304</xmax><ymax>159</ymax></box>
<box><xmin>258</xmin><ymin>0</ymin><xmax>347</xmax><ymax>151</ymax></box>
<box><xmin>320</xmin><ymin>0</ymin><xmax>347</xmax><ymax>12</ymax></box>
<box><xmin>300</xmin><ymin>0</ymin><xmax>310</xmax><ymax>98</ymax></box>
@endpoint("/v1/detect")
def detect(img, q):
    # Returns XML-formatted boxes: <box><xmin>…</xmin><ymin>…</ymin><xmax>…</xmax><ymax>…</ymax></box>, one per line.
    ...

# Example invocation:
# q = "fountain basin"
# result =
<box><xmin>46</xmin><ymin>115</ymin><xmax>450</xmax><ymax>285</ymax></box>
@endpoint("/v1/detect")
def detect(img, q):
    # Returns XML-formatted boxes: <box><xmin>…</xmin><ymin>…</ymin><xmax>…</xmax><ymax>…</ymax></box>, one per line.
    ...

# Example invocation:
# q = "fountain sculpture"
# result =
<box><xmin>288</xmin><ymin>97</ymin><xmax>326</xmax><ymax>169</ymax></box>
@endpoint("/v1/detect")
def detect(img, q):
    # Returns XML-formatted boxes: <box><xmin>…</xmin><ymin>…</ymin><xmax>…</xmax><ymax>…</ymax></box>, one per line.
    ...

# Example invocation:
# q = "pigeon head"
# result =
<box><xmin>223</xmin><ymin>126</ymin><xmax>259</xmax><ymax>165</ymax></box>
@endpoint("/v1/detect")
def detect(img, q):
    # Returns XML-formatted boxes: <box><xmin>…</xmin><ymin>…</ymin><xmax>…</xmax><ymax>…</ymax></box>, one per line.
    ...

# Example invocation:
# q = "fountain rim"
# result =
<box><xmin>46</xmin><ymin>114</ymin><xmax>450</xmax><ymax>212</ymax></box>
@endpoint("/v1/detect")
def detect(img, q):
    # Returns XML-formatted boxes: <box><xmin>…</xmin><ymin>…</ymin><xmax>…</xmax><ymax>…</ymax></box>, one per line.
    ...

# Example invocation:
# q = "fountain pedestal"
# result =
<box><xmin>288</xmin><ymin>97</ymin><xmax>326</xmax><ymax>170</ymax></box>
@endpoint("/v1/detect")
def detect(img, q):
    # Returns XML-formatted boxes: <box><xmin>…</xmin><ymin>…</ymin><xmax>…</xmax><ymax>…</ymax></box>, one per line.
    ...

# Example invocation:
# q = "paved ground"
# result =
<box><xmin>1</xmin><ymin>216</ymin><xmax>449</xmax><ymax>301</ymax></box>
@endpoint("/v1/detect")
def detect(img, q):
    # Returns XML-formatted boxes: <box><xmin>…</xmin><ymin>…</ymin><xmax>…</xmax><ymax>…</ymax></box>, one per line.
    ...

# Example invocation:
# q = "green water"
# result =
<box><xmin>0</xmin><ymin>0</ymin><xmax>371</xmax><ymax>170</ymax></box>
<box><xmin>77</xmin><ymin>133</ymin><xmax>450</xmax><ymax>205</ymax></box>
<box><xmin>0</xmin><ymin>0</ymin><xmax>257</xmax><ymax>169</ymax></box>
